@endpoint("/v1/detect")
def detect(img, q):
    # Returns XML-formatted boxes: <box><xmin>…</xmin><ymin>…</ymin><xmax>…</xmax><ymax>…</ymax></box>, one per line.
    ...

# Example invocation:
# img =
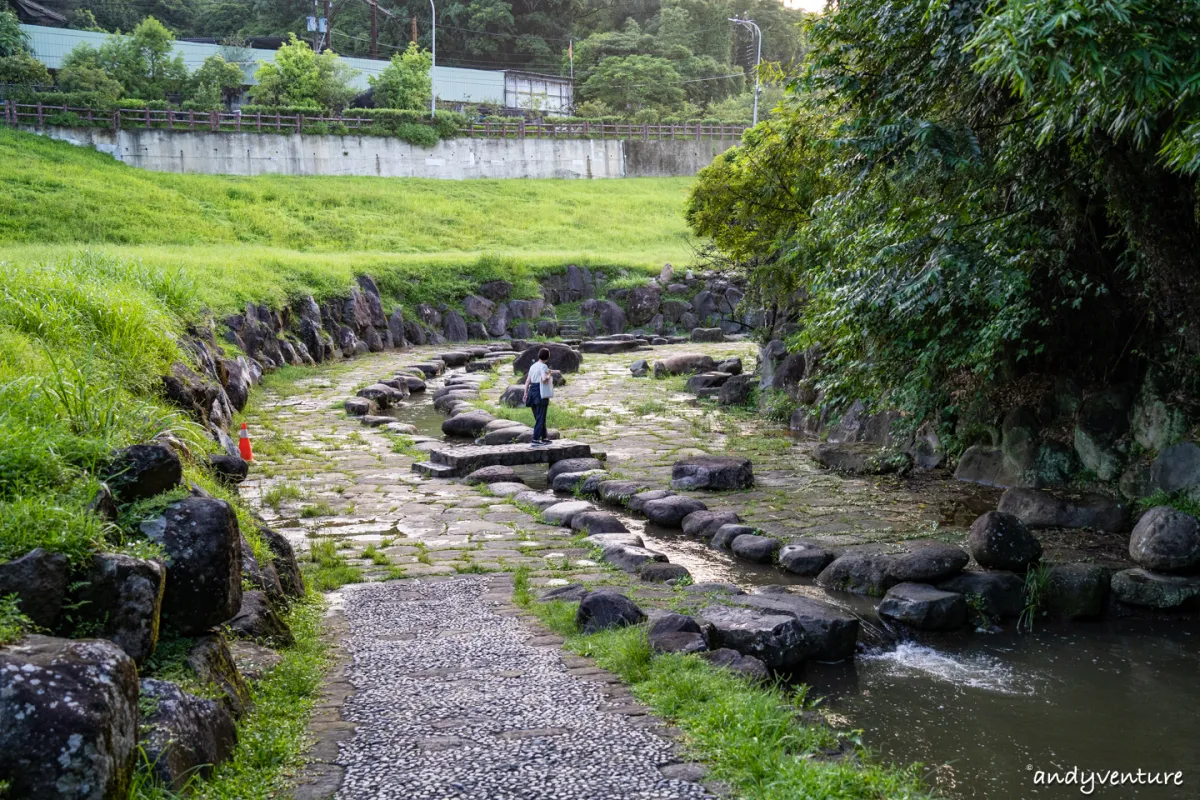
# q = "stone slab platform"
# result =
<box><xmin>415</xmin><ymin>440</ymin><xmax>593</xmax><ymax>477</ymax></box>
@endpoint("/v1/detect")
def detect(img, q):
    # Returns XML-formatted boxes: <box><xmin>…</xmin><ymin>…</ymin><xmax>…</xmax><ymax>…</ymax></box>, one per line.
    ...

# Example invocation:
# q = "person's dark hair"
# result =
<box><xmin>538</xmin><ymin>347</ymin><xmax>550</xmax><ymax>361</ymax></box>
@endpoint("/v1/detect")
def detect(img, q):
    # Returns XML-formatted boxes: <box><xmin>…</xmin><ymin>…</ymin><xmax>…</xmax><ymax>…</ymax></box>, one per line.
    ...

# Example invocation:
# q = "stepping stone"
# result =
<box><xmin>726</xmin><ymin>592</ymin><xmax>859</xmax><ymax>662</ymax></box>
<box><xmin>681</xmin><ymin>510</ymin><xmax>741</xmax><ymax>539</ymax></box>
<box><xmin>711</xmin><ymin>524</ymin><xmax>754</xmax><ymax>550</ymax></box>
<box><xmin>482</xmin><ymin>426</ymin><xmax>532</xmax><ymax>445</ymax></box>
<box><xmin>671</xmin><ymin>456</ymin><xmax>754</xmax><ymax>490</ymax></box>
<box><xmin>551</xmin><ymin>470</ymin><xmax>607</xmax><ymax>494</ymax></box>
<box><xmin>601</xmin><ymin>544</ymin><xmax>667</xmax><ymax>573</ymax></box>
<box><xmin>360</xmin><ymin>415</ymin><xmax>394</xmax><ymax>427</ymax></box>
<box><xmin>878</xmin><ymin>583</ymin><xmax>968</xmax><ymax>631</ymax></box>
<box><xmin>643</xmin><ymin>496</ymin><xmax>707</xmax><ymax>527</ymax></box>
<box><xmin>777</xmin><ymin>542</ymin><xmax>835</xmax><ymax>576</ymax></box>
<box><xmin>540</xmin><ymin>584</ymin><xmax>589</xmax><ymax>602</ymax></box>
<box><xmin>486</xmin><ymin>482</ymin><xmax>528</xmax><ymax>498</ymax></box>
<box><xmin>548</xmin><ymin>458</ymin><xmax>604</xmax><ymax>482</ymax></box>
<box><xmin>627</xmin><ymin>490</ymin><xmax>673</xmax><ymax>514</ymax></box>
<box><xmin>731</xmin><ymin>534</ymin><xmax>780</xmax><ymax>564</ymax></box>
<box><xmin>576</xmin><ymin>591</ymin><xmax>645</xmax><ymax>634</ymax></box>
<box><xmin>639</xmin><ymin>563</ymin><xmax>691</xmax><ymax>583</ymax></box>
<box><xmin>385</xmin><ymin>422</ymin><xmax>418</xmax><ymax>435</ymax></box>
<box><xmin>570</xmin><ymin>512</ymin><xmax>629</xmax><ymax>534</ymax></box>
<box><xmin>886</xmin><ymin>543</ymin><xmax>969</xmax><ymax>583</ymax></box>
<box><xmin>542</xmin><ymin>500</ymin><xmax>595</xmax><ymax>526</ymax></box>
<box><xmin>345</xmin><ymin>398</ymin><xmax>373</xmax><ymax>416</ymax></box>
<box><xmin>597</xmin><ymin>481</ymin><xmax>646</xmax><ymax>503</ymax></box>
<box><xmin>513</xmin><ymin>492</ymin><xmax>561</xmax><ymax>512</ymax></box>
<box><xmin>582</xmin><ymin>533</ymin><xmax>644</xmax><ymax>550</ymax></box>
<box><xmin>443</xmin><ymin>411</ymin><xmax>495</xmax><ymax>437</ymax></box>
<box><xmin>465</xmin><ymin>466</ymin><xmax>523</xmax><ymax>485</ymax></box>
<box><xmin>937</xmin><ymin>570</ymin><xmax>1024</xmax><ymax>619</ymax></box>
<box><xmin>428</xmin><ymin>440</ymin><xmax>593</xmax><ymax>477</ymax></box>
<box><xmin>1111</xmin><ymin>568</ymin><xmax>1200</xmax><ymax>610</ymax></box>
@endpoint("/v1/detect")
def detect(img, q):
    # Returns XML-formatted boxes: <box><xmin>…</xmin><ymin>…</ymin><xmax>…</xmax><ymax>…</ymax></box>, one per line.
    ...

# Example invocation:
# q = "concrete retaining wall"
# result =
<box><xmin>20</xmin><ymin>125</ymin><xmax>739</xmax><ymax>178</ymax></box>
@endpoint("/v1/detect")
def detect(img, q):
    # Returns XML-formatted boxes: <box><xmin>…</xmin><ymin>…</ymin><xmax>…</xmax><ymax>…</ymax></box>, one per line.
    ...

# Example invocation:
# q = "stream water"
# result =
<box><xmin>388</xmin><ymin>372</ymin><xmax>1200</xmax><ymax>800</ymax></box>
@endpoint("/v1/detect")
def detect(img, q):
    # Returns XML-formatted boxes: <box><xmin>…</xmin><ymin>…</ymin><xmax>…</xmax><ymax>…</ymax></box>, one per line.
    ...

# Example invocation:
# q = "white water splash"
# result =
<box><xmin>861</xmin><ymin>642</ymin><xmax>1037</xmax><ymax>696</ymax></box>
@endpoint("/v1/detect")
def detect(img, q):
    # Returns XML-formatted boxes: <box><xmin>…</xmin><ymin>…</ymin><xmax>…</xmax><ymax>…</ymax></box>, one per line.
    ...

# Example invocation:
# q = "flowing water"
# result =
<box><xmin>389</xmin><ymin>371</ymin><xmax>1200</xmax><ymax>800</ymax></box>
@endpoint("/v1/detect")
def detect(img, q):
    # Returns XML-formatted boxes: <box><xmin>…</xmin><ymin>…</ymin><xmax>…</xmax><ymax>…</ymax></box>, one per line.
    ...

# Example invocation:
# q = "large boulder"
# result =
<box><xmin>697</xmin><ymin>605</ymin><xmax>807</xmax><ymax>671</ymax></box>
<box><xmin>552</xmin><ymin>470</ymin><xmax>608</xmax><ymax>494</ymax></box>
<box><xmin>690</xmin><ymin>327</ymin><xmax>724</xmax><ymax>343</ymax></box>
<box><xmin>727</xmin><ymin>593</ymin><xmax>859</xmax><ymax>663</ymax></box>
<box><xmin>105</xmin><ymin>443</ymin><xmax>183</xmax><ymax>503</ymax></box>
<box><xmin>357</xmin><ymin>382</ymin><xmax>405</xmax><ymax>409</ymax></box>
<box><xmin>187</xmin><ymin>634</ymin><xmax>252</xmax><ymax>718</ymax></box>
<box><xmin>0</xmin><ymin>547</ymin><xmax>69</xmax><ymax>629</ymax></box>
<box><xmin>652</xmin><ymin>353</ymin><xmax>716</xmax><ymax>377</ymax></box>
<box><xmin>937</xmin><ymin>570</ymin><xmax>1024</xmax><ymax>620</ymax></box>
<box><xmin>1149</xmin><ymin>442</ymin><xmax>1200</xmax><ymax>495</ymax></box>
<box><xmin>1128</xmin><ymin>506</ymin><xmax>1200</xmax><ymax>573</ymax></box>
<box><xmin>1111</xmin><ymin>568</ymin><xmax>1200</xmax><ymax>609</ymax></box>
<box><xmin>718</xmin><ymin>374</ymin><xmax>756</xmax><ymax>406</ymax></box>
<box><xmin>443</xmin><ymin>310</ymin><xmax>469</xmax><ymax>342</ymax></box>
<box><xmin>711</xmin><ymin>523</ymin><xmax>754</xmax><ymax>550</ymax></box>
<box><xmin>1046</xmin><ymin>563</ymin><xmax>1110</xmax><ymax>619</ymax></box>
<box><xmin>643</xmin><ymin>496</ymin><xmax>708</xmax><ymax>526</ymax></box>
<box><xmin>777</xmin><ymin>542</ymin><xmax>835</xmax><ymax>576</ymax></box>
<box><xmin>967</xmin><ymin>512</ymin><xmax>1042</xmax><ymax>572</ymax></box>
<box><xmin>138</xmin><ymin>678</ymin><xmax>237</xmax><ymax>791</ymax></box>
<box><xmin>997</xmin><ymin>488</ymin><xmax>1129</xmax><ymax>532</ymax></box>
<box><xmin>639</xmin><ymin>563</ymin><xmax>692</xmax><ymax>583</ymax></box>
<box><xmin>700</xmin><ymin>648</ymin><xmax>769</xmax><ymax>682</ymax></box>
<box><xmin>256</xmin><ymin>525</ymin><xmax>305</xmax><ymax>600</ymax></box>
<box><xmin>462</xmin><ymin>294</ymin><xmax>496</xmax><ymax>320</ymax></box>
<box><xmin>139</xmin><ymin>497</ymin><xmax>243</xmax><ymax>635</ymax></box>
<box><xmin>878</xmin><ymin>583</ymin><xmax>968</xmax><ymax>631</ymax></box>
<box><xmin>513</xmin><ymin>343</ymin><xmax>582</xmax><ymax>375</ymax></box>
<box><xmin>1074</xmin><ymin>387</ymin><xmax>1132</xmax><ymax>482</ymax></box>
<box><xmin>671</xmin><ymin>456</ymin><xmax>754</xmax><ymax>490</ymax></box>
<box><xmin>0</xmin><ymin>636</ymin><xmax>139</xmax><ymax>799</ymax></box>
<box><xmin>227</xmin><ymin>590</ymin><xmax>294</xmax><ymax>646</ymax></box>
<box><xmin>73</xmin><ymin>554</ymin><xmax>165</xmax><ymax>665</ymax></box>
<box><xmin>647</xmin><ymin>613</ymin><xmax>707</xmax><ymax>654</ymax></box>
<box><xmin>241</xmin><ymin>538</ymin><xmax>284</xmax><ymax>608</ymax></box>
<box><xmin>575</xmin><ymin>591</ymin><xmax>646</xmax><ymax>634</ymax></box>
<box><xmin>625</xmin><ymin>286</ymin><xmax>662</xmax><ymax>327</ymax></box>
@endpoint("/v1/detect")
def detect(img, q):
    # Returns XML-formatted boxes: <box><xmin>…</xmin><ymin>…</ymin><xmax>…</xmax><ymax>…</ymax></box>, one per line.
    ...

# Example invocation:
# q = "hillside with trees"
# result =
<box><xmin>6</xmin><ymin>0</ymin><xmax>810</xmax><ymax>121</ymax></box>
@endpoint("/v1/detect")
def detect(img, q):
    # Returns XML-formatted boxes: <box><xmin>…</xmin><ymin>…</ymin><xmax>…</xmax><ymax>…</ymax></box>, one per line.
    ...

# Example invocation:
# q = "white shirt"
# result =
<box><xmin>528</xmin><ymin>361</ymin><xmax>554</xmax><ymax>399</ymax></box>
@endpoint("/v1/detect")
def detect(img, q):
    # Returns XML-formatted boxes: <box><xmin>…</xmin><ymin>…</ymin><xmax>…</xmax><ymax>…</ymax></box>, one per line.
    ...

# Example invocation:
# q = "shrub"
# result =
<box><xmin>369</xmin><ymin>43</ymin><xmax>431</xmax><ymax>111</ymax></box>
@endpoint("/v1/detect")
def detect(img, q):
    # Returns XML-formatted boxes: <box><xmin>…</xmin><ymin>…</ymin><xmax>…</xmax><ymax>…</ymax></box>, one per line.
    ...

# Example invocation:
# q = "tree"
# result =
<box><xmin>250</xmin><ymin>34</ymin><xmax>359</xmax><ymax>111</ymax></box>
<box><xmin>369</xmin><ymin>43</ymin><xmax>432</xmax><ymax>111</ymax></box>
<box><xmin>580</xmin><ymin>55</ymin><xmax>685</xmax><ymax>117</ymax></box>
<box><xmin>188</xmin><ymin>53</ymin><xmax>244</xmax><ymax>107</ymax></box>
<box><xmin>0</xmin><ymin>8</ymin><xmax>51</xmax><ymax>87</ymax></box>
<box><xmin>59</xmin><ymin>16</ymin><xmax>189</xmax><ymax>100</ymax></box>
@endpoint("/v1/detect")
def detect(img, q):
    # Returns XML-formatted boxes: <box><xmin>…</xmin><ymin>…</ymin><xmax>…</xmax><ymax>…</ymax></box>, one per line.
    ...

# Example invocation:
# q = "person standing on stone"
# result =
<box><xmin>523</xmin><ymin>348</ymin><xmax>554</xmax><ymax>447</ymax></box>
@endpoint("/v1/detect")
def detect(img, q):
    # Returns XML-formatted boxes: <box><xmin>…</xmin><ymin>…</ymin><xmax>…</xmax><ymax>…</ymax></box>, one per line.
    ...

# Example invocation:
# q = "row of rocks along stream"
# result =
<box><xmin>247</xmin><ymin>340</ymin><xmax>1199</xmax><ymax>800</ymax></box>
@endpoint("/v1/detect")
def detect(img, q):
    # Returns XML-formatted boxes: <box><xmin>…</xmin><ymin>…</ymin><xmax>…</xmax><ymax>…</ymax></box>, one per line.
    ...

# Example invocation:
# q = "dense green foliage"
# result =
<box><xmin>368</xmin><ymin>43</ymin><xmax>432</xmax><ymax>111</ymax></box>
<box><xmin>687</xmin><ymin>0</ymin><xmax>1200</xmax><ymax>430</ymax></box>
<box><xmin>60</xmin><ymin>17</ymin><xmax>189</xmax><ymax>100</ymax></box>
<box><xmin>0</xmin><ymin>8</ymin><xmax>49</xmax><ymax>86</ymax></box>
<box><xmin>30</xmin><ymin>0</ymin><xmax>810</xmax><ymax>120</ymax></box>
<box><xmin>249</xmin><ymin>34</ymin><xmax>358</xmax><ymax>110</ymax></box>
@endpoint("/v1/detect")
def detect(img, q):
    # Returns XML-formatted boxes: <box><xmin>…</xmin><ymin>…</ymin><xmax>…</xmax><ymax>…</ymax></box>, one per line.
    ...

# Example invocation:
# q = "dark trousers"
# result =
<box><xmin>532</xmin><ymin>400</ymin><xmax>549</xmax><ymax>442</ymax></box>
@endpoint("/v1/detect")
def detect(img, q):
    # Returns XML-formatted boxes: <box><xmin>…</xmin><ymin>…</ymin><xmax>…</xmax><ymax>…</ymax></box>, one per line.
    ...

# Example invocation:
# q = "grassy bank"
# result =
<box><xmin>0</xmin><ymin>128</ymin><xmax>694</xmax><ymax>288</ymax></box>
<box><xmin>513</xmin><ymin>571</ymin><xmax>933</xmax><ymax>800</ymax></box>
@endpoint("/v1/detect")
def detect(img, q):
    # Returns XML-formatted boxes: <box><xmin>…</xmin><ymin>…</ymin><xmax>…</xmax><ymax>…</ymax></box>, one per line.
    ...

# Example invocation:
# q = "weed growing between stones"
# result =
<box><xmin>512</xmin><ymin>570</ymin><xmax>933</xmax><ymax>800</ymax></box>
<box><xmin>0</xmin><ymin>595</ymin><xmax>34</xmax><ymax>646</ymax></box>
<box><xmin>1136</xmin><ymin>489</ymin><xmax>1200</xmax><ymax>518</ymax></box>
<box><xmin>262</xmin><ymin>483</ymin><xmax>306</xmax><ymax>510</ymax></box>
<box><xmin>132</xmin><ymin>596</ymin><xmax>330</xmax><ymax>799</ymax></box>
<box><xmin>305</xmin><ymin>538</ymin><xmax>364</xmax><ymax>591</ymax></box>
<box><xmin>384</xmin><ymin>432</ymin><xmax>424</xmax><ymax>459</ymax></box>
<box><xmin>1019</xmin><ymin>562</ymin><xmax>1054</xmax><ymax>633</ymax></box>
<box><xmin>360</xmin><ymin>544</ymin><xmax>390</xmax><ymax>567</ymax></box>
<box><xmin>300</xmin><ymin>501</ymin><xmax>336</xmax><ymax>518</ymax></box>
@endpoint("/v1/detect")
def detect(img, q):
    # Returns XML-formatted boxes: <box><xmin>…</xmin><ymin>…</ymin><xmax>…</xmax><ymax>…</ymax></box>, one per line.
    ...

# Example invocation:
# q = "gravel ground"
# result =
<box><xmin>335</xmin><ymin>577</ymin><xmax>712</xmax><ymax>800</ymax></box>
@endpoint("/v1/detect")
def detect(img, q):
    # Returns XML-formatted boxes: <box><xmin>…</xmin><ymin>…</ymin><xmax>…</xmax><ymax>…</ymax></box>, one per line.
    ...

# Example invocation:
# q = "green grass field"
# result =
<box><xmin>0</xmin><ymin>127</ymin><xmax>695</xmax><ymax>312</ymax></box>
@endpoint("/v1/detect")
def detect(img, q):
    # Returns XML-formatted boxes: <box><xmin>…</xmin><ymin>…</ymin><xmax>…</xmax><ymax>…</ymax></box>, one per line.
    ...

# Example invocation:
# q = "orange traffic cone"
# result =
<box><xmin>238</xmin><ymin>422</ymin><xmax>254</xmax><ymax>461</ymax></box>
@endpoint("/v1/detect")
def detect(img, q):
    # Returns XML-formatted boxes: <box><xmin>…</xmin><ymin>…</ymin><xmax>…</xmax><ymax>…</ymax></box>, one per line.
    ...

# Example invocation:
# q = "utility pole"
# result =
<box><xmin>411</xmin><ymin>16</ymin><xmax>417</xmax><ymax>43</ymax></box>
<box><xmin>429</xmin><ymin>0</ymin><xmax>436</xmax><ymax>116</ymax></box>
<box><xmin>370</xmin><ymin>0</ymin><xmax>378</xmax><ymax>58</ymax></box>
<box><xmin>729</xmin><ymin>16</ymin><xmax>762</xmax><ymax>125</ymax></box>
<box><xmin>323</xmin><ymin>0</ymin><xmax>331</xmax><ymax>51</ymax></box>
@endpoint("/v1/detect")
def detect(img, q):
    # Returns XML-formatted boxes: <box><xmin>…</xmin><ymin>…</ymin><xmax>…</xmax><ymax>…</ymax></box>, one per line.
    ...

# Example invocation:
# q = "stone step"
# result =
<box><xmin>428</xmin><ymin>440</ymin><xmax>594</xmax><ymax>476</ymax></box>
<box><xmin>412</xmin><ymin>462</ymin><xmax>457</xmax><ymax>478</ymax></box>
